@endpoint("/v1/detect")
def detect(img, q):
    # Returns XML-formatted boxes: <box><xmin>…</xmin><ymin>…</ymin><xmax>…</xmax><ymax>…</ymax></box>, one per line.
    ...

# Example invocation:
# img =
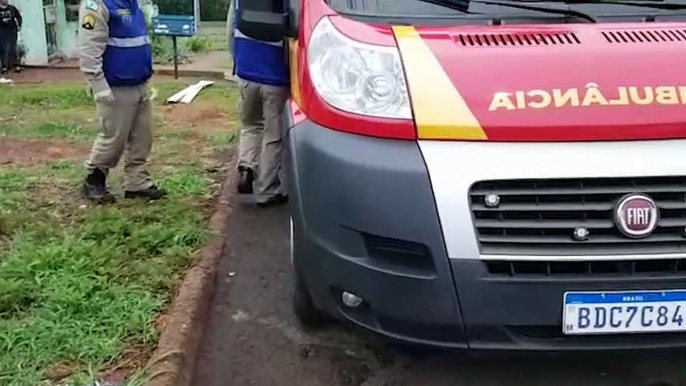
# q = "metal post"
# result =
<box><xmin>193</xmin><ymin>0</ymin><xmax>200</xmax><ymax>34</ymax></box>
<box><xmin>172</xmin><ymin>35</ymin><xmax>178</xmax><ymax>79</ymax></box>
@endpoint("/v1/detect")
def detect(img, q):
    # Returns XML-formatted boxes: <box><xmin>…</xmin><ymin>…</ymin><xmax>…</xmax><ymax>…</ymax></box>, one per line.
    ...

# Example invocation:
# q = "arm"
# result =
<box><xmin>78</xmin><ymin>0</ymin><xmax>112</xmax><ymax>101</ymax></box>
<box><xmin>227</xmin><ymin>0</ymin><xmax>235</xmax><ymax>58</ymax></box>
<box><xmin>11</xmin><ymin>5</ymin><xmax>21</xmax><ymax>29</ymax></box>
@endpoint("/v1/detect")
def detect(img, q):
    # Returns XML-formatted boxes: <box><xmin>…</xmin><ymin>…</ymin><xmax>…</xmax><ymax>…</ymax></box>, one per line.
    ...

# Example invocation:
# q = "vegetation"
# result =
<box><xmin>155</xmin><ymin>0</ymin><xmax>230</xmax><ymax>22</ymax></box>
<box><xmin>0</xmin><ymin>79</ymin><xmax>239</xmax><ymax>386</ymax></box>
<box><xmin>148</xmin><ymin>9</ymin><xmax>225</xmax><ymax>65</ymax></box>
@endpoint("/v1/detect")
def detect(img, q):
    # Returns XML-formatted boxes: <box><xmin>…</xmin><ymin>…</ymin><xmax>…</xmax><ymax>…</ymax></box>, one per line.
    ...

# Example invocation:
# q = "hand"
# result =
<box><xmin>93</xmin><ymin>89</ymin><xmax>114</xmax><ymax>102</ymax></box>
<box><xmin>146</xmin><ymin>87</ymin><xmax>158</xmax><ymax>101</ymax></box>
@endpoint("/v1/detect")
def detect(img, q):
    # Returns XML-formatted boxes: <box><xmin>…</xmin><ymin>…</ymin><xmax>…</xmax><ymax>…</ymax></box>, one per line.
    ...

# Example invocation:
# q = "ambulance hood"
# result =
<box><xmin>393</xmin><ymin>23</ymin><xmax>686</xmax><ymax>141</ymax></box>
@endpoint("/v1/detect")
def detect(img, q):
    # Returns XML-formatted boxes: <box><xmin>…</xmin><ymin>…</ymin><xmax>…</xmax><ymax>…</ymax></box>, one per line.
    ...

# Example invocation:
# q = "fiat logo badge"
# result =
<box><xmin>614</xmin><ymin>194</ymin><xmax>659</xmax><ymax>238</ymax></box>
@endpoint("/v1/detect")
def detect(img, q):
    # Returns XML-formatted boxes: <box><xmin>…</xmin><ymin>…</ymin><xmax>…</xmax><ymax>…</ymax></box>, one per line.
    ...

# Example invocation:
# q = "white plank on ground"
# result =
<box><xmin>180</xmin><ymin>80</ymin><xmax>215</xmax><ymax>104</ymax></box>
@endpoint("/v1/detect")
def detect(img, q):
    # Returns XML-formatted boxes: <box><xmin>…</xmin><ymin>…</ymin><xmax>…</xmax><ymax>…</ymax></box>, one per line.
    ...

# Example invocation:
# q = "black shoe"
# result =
<box><xmin>125</xmin><ymin>185</ymin><xmax>167</xmax><ymax>200</ymax></box>
<box><xmin>1</xmin><ymin>68</ymin><xmax>7</xmax><ymax>75</ymax></box>
<box><xmin>257</xmin><ymin>194</ymin><xmax>288</xmax><ymax>208</ymax></box>
<box><xmin>237</xmin><ymin>166</ymin><xmax>255</xmax><ymax>194</ymax></box>
<box><xmin>13</xmin><ymin>67</ymin><xmax>22</xmax><ymax>74</ymax></box>
<box><xmin>82</xmin><ymin>169</ymin><xmax>115</xmax><ymax>204</ymax></box>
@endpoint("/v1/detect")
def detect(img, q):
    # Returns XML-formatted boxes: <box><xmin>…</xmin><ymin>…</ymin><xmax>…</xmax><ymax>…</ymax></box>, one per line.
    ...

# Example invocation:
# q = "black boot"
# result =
<box><xmin>237</xmin><ymin>166</ymin><xmax>255</xmax><ymax>194</ymax></box>
<box><xmin>82</xmin><ymin>169</ymin><xmax>115</xmax><ymax>204</ymax></box>
<box><xmin>125</xmin><ymin>185</ymin><xmax>167</xmax><ymax>200</ymax></box>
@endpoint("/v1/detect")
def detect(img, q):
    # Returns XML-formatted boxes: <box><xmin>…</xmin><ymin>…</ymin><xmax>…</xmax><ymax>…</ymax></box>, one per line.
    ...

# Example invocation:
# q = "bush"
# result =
<box><xmin>16</xmin><ymin>43</ymin><xmax>26</xmax><ymax>64</ymax></box>
<box><xmin>151</xmin><ymin>35</ymin><xmax>192</xmax><ymax>65</ymax></box>
<box><xmin>155</xmin><ymin>0</ymin><xmax>229</xmax><ymax>22</ymax></box>
<box><xmin>184</xmin><ymin>36</ymin><xmax>213</xmax><ymax>53</ymax></box>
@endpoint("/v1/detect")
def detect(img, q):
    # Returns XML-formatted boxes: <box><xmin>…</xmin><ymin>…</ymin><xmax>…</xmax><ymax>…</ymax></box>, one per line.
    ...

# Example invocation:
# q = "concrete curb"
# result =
<box><xmin>20</xmin><ymin>64</ymin><xmax>230</xmax><ymax>81</ymax></box>
<box><xmin>20</xmin><ymin>64</ymin><xmax>78</xmax><ymax>70</ymax></box>
<box><xmin>153</xmin><ymin>68</ymin><xmax>229</xmax><ymax>80</ymax></box>
<box><xmin>144</xmin><ymin>159</ymin><xmax>237</xmax><ymax>386</ymax></box>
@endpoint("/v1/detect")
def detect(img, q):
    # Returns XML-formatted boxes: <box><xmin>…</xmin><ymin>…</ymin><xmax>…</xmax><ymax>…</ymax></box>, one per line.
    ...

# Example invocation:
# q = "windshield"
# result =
<box><xmin>325</xmin><ymin>0</ymin><xmax>686</xmax><ymax>22</ymax></box>
<box><xmin>326</xmin><ymin>0</ymin><xmax>465</xmax><ymax>15</ymax></box>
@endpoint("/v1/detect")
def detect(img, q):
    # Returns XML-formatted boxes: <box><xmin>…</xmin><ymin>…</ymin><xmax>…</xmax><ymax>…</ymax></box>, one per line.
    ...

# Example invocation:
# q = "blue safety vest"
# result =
<box><xmin>102</xmin><ymin>0</ymin><xmax>152</xmax><ymax>86</ymax></box>
<box><xmin>233</xmin><ymin>0</ymin><xmax>288</xmax><ymax>87</ymax></box>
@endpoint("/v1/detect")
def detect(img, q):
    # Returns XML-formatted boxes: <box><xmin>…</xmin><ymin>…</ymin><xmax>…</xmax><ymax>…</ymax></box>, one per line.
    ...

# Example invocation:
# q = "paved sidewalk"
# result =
<box><xmin>192</xmin><ymin>200</ymin><xmax>686</xmax><ymax>386</ymax></box>
<box><xmin>155</xmin><ymin>51</ymin><xmax>232</xmax><ymax>79</ymax></box>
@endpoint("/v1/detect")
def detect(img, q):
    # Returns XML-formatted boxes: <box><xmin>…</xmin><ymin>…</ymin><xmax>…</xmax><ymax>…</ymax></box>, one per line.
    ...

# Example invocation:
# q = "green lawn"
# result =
<box><xmin>0</xmin><ymin>79</ymin><xmax>239</xmax><ymax>386</ymax></box>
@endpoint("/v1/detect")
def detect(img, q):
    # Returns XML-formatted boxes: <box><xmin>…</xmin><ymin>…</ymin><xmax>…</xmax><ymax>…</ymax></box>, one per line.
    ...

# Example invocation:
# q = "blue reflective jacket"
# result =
<box><xmin>232</xmin><ymin>0</ymin><xmax>289</xmax><ymax>87</ymax></box>
<box><xmin>103</xmin><ymin>0</ymin><xmax>153</xmax><ymax>86</ymax></box>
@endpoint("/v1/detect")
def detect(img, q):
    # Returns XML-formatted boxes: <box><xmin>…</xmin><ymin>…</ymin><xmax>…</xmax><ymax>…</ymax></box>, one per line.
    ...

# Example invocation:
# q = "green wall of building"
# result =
<box><xmin>56</xmin><ymin>0</ymin><xmax>79</xmax><ymax>58</ymax></box>
<box><xmin>10</xmin><ymin>0</ymin><xmax>151</xmax><ymax>66</ymax></box>
<box><xmin>10</xmin><ymin>0</ymin><xmax>48</xmax><ymax>65</ymax></box>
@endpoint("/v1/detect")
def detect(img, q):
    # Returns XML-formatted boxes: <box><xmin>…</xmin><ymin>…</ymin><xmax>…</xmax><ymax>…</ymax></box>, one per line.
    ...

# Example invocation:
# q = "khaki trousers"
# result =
<box><xmin>236</xmin><ymin>78</ymin><xmax>289</xmax><ymax>202</ymax></box>
<box><xmin>86</xmin><ymin>83</ymin><xmax>153</xmax><ymax>192</ymax></box>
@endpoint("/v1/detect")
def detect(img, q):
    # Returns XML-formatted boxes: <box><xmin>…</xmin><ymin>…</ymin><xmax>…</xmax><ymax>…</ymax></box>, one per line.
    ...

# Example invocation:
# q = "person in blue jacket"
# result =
<box><xmin>78</xmin><ymin>0</ymin><xmax>166</xmax><ymax>203</ymax></box>
<box><xmin>228</xmin><ymin>0</ymin><xmax>290</xmax><ymax>207</ymax></box>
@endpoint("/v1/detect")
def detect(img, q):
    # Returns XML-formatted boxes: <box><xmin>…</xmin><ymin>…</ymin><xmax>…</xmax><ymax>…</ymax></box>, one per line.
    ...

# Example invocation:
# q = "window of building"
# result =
<box><xmin>65</xmin><ymin>0</ymin><xmax>80</xmax><ymax>22</ymax></box>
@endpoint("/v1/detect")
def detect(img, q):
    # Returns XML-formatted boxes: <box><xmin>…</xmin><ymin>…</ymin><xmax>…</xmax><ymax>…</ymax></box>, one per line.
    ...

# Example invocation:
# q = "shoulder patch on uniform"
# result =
<box><xmin>85</xmin><ymin>0</ymin><xmax>99</xmax><ymax>11</ymax></box>
<box><xmin>82</xmin><ymin>14</ymin><xmax>96</xmax><ymax>30</ymax></box>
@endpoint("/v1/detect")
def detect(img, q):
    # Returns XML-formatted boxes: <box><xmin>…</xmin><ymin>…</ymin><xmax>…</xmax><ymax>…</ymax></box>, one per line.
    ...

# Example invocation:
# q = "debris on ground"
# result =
<box><xmin>167</xmin><ymin>80</ymin><xmax>214</xmax><ymax>104</ymax></box>
<box><xmin>0</xmin><ymin>77</ymin><xmax>13</xmax><ymax>84</ymax></box>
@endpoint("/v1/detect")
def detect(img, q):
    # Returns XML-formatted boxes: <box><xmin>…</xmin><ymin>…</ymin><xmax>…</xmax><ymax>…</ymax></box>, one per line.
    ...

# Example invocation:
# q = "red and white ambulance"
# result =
<box><xmin>240</xmin><ymin>0</ymin><xmax>686</xmax><ymax>350</ymax></box>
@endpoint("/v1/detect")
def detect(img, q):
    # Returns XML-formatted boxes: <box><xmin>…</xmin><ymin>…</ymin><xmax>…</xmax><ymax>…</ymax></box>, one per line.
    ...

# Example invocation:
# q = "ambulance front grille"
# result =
<box><xmin>602</xmin><ymin>29</ymin><xmax>686</xmax><ymax>44</ymax></box>
<box><xmin>452</xmin><ymin>31</ymin><xmax>580</xmax><ymax>47</ymax></box>
<box><xmin>486</xmin><ymin>259</ymin><xmax>686</xmax><ymax>277</ymax></box>
<box><xmin>469</xmin><ymin>177</ymin><xmax>686</xmax><ymax>256</ymax></box>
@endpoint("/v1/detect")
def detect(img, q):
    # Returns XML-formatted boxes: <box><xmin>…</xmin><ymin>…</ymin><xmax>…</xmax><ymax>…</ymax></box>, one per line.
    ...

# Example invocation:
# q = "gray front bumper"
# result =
<box><xmin>284</xmin><ymin>114</ymin><xmax>686</xmax><ymax>350</ymax></box>
<box><xmin>285</xmin><ymin>117</ymin><xmax>468</xmax><ymax>347</ymax></box>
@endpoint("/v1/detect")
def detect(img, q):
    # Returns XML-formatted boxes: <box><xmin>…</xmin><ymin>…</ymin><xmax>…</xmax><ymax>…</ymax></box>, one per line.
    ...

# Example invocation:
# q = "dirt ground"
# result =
<box><xmin>164</xmin><ymin>102</ymin><xmax>226</xmax><ymax>129</ymax></box>
<box><xmin>3</xmin><ymin>68</ymin><xmax>85</xmax><ymax>84</ymax></box>
<box><xmin>0</xmin><ymin>138</ymin><xmax>90</xmax><ymax>166</ymax></box>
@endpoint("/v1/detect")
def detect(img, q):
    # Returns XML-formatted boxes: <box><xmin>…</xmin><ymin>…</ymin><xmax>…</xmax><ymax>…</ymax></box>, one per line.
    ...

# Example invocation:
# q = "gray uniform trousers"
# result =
<box><xmin>86</xmin><ymin>83</ymin><xmax>153</xmax><ymax>192</ymax></box>
<box><xmin>237</xmin><ymin>78</ymin><xmax>290</xmax><ymax>202</ymax></box>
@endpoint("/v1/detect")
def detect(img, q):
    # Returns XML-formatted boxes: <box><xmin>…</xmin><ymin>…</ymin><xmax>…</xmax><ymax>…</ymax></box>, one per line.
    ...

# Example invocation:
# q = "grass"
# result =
<box><xmin>199</xmin><ymin>21</ymin><xmax>228</xmax><ymax>51</ymax></box>
<box><xmin>0</xmin><ymin>78</ymin><xmax>239</xmax><ymax>386</ymax></box>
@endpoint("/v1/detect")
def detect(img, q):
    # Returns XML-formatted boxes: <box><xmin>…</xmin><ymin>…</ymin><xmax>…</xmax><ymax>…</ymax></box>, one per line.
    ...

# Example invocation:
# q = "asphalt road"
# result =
<box><xmin>192</xmin><ymin>199</ymin><xmax>686</xmax><ymax>386</ymax></box>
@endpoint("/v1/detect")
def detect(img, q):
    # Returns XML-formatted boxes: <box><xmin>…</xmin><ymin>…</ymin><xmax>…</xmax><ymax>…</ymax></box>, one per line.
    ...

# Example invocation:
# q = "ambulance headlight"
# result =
<box><xmin>307</xmin><ymin>17</ymin><xmax>411</xmax><ymax>120</ymax></box>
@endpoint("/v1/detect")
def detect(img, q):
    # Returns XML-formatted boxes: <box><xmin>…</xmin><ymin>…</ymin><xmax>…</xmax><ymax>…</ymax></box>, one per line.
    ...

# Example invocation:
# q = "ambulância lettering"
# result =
<box><xmin>489</xmin><ymin>83</ymin><xmax>686</xmax><ymax>111</ymax></box>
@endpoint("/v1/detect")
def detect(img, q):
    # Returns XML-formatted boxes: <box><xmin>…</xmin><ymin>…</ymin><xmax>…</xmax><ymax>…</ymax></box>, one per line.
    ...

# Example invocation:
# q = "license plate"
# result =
<box><xmin>563</xmin><ymin>290</ymin><xmax>686</xmax><ymax>335</ymax></box>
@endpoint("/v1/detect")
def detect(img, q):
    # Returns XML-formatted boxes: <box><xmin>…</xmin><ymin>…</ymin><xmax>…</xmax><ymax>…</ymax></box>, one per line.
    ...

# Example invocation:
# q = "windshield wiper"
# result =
<box><xmin>415</xmin><ymin>0</ymin><xmax>475</xmax><ymax>13</ymax></box>
<box><xmin>417</xmin><ymin>0</ymin><xmax>597</xmax><ymax>20</ymax></box>
<box><xmin>469</xmin><ymin>0</ymin><xmax>597</xmax><ymax>21</ymax></box>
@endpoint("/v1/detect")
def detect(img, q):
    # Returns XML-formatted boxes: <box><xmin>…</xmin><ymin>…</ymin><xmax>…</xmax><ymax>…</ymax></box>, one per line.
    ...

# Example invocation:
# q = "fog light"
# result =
<box><xmin>341</xmin><ymin>291</ymin><xmax>363</xmax><ymax>308</ymax></box>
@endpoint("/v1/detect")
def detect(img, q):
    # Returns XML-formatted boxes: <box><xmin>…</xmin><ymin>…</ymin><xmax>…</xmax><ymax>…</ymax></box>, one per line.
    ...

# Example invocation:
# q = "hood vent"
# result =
<box><xmin>602</xmin><ymin>29</ymin><xmax>686</xmax><ymax>43</ymax></box>
<box><xmin>453</xmin><ymin>32</ymin><xmax>580</xmax><ymax>46</ymax></box>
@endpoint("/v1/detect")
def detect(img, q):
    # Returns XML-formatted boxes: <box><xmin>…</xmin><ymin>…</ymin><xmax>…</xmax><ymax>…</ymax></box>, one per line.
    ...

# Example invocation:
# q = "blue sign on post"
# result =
<box><xmin>152</xmin><ymin>15</ymin><xmax>197</xmax><ymax>79</ymax></box>
<box><xmin>152</xmin><ymin>15</ymin><xmax>196</xmax><ymax>36</ymax></box>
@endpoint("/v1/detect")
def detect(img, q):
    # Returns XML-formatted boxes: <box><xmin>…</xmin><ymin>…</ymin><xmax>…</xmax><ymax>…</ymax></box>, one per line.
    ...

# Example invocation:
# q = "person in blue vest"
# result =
<box><xmin>228</xmin><ymin>0</ymin><xmax>290</xmax><ymax>207</ymax></box>
<box><xmin>78</xmin><ymin>0</ymin><xmax>166</xmax><ymax>204</ymax></box>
